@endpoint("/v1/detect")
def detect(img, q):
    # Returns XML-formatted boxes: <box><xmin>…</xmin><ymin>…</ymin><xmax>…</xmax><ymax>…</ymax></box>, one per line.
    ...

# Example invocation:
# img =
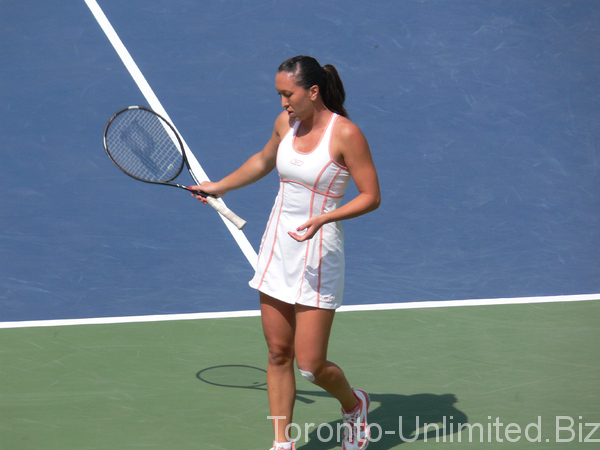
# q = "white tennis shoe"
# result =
<box><xmin>269</xmin><ymin>441</ymin><xmax>295</xmax><ymax>450</ymax></box>
<box><xmin>342</xmin><ymin>388</ymin><xmax>371</xmax><ymax>450</ymax></box>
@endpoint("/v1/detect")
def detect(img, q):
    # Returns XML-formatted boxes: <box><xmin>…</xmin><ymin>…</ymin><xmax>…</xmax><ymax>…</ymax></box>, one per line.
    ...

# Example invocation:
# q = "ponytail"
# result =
<box><xmin>277</xmin><ymin>55</ymin><xmax>349</xmax><ymax>118</ymax></box>
<box><xmin>322</xmin><ymin>64</ymin><xmax>348</xmax><ymax>118</ymax></box>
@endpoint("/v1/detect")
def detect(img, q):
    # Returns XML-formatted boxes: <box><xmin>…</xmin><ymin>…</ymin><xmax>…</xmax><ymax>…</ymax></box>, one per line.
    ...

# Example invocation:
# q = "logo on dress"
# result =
<box><xmin>290</xmin><ymin>158</ymin><xmax>304</xmax><ymax>166</ymax></box>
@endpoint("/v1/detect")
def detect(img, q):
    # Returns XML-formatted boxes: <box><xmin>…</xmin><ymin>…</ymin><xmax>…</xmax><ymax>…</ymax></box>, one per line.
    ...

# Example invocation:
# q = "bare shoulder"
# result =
<box><xmin>333</xmin><ymin>116</ymin><xmax>368</xmax><ymax>146</ymax></box>
<box><xmin>260</xmin><ymin>111</ymin><xmax>295</xmax><ymax>161</ymax></box>
<box><xmin>331</xmin><ymin>116</ymin><xmax>370</xmax><ymax>165</ymax></box>
<box><xmin>274</xmin><ymin>110</ymin><xmax>296</xmax><ymax>138</ymax></box>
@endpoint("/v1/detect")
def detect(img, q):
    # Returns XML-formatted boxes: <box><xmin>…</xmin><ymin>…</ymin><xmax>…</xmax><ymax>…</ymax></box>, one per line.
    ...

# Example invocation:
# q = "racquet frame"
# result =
<box><xmin>104</xmin><ymin>106</ymin><xmax>246</xmax><ymax>229</ymax></box>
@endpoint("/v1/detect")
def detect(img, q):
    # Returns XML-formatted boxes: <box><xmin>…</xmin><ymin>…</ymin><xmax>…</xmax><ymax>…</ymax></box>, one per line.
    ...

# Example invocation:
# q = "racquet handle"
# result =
<box><xmin>190</xmin><ymin>189</ymin><xmax>247</xmax><ymax>229</ymax></box>
<box><xmin>206</xmin><ymin>196</ymin><xmax>247</xmax><ymax>229</ymax></box>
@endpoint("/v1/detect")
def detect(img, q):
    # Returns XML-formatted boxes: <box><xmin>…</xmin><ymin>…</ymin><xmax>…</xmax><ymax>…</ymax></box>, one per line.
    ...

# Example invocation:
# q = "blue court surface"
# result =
<box><xmin>1</xmin><ymin>0</ymin><xmax>599</xmax><ymax>323</ymax></box>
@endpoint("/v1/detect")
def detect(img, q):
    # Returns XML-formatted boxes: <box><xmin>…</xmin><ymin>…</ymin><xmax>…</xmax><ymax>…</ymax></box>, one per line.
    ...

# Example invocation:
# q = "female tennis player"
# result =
<box><xmin>192</xmin><ymin>55</ymin><xmax>381</xmax><ymax>450</ymax></box>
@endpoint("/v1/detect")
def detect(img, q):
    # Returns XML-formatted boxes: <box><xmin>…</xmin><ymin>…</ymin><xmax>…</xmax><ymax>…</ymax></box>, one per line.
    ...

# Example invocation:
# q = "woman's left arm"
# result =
<box><xmin>288</xmin><ymin>119</ymin><xmax>381</xmax><ymax>242</ymax></box>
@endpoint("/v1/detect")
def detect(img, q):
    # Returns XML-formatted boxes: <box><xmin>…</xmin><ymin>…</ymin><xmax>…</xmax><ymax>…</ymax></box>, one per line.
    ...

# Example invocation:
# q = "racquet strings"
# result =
<box><xmin>105</xmin><ymin>108</ymin><xmax>183</xmax><ymax>182</ymax></box>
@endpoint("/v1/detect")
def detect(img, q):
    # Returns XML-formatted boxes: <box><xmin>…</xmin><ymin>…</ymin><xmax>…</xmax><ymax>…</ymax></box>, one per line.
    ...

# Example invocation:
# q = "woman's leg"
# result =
<box><xmin>293</xmin><ymin>304</ymin><xmax>359</xmax><ymax>412</ymax></box>
<box><xmin>260</xmin><ymin>293</ymin><xmax>297</xmax><ymax>443</ymax></box>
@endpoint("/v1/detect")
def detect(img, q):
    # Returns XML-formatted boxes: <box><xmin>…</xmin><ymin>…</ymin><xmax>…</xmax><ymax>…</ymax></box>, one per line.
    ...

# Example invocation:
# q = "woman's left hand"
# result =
<box><xmin>287</xmin><ymin>216</ymin><xmax>325</xmax><ymax>242</ymax></box>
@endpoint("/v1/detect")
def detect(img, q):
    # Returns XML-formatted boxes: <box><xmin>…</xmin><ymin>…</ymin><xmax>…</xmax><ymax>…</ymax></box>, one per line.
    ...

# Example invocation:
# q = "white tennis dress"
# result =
<box><xmin>249</xmin><ymin>114</ymin><xmax>351</xmax><ymax>309</ymax></box>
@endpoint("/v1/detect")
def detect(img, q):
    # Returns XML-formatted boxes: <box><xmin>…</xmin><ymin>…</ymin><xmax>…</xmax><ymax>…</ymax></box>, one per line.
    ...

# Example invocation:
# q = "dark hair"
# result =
<box><xmin>278</xmin><ymin>55</ymin><xmax>348</xmax><ymax>118</ymax></box>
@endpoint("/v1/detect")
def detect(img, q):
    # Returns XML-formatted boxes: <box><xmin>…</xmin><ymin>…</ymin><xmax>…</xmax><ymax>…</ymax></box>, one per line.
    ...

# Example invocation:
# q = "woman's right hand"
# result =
<box><xmin>189</xmin><ymin>181</ymin><xmax>224</xmax><ymax>204</ymax></box>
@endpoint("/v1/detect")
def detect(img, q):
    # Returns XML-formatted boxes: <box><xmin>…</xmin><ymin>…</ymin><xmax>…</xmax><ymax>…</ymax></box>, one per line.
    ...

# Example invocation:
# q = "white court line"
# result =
<box><xmin>84</xmin><ymin>0</ymin><xmax>257</xmax><ymax>269</ymax></box>
<box><xmin>1</xmin><ymin>293</ymin><xmax>598</xmax><ymax>329</ymax></box>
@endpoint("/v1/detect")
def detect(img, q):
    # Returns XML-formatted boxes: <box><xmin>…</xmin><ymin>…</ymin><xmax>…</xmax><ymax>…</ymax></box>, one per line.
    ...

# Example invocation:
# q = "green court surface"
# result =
<box><xmin>1</xmin><ymin>300</ymin><xmax>599</xmax><ymax>449</ymax></box>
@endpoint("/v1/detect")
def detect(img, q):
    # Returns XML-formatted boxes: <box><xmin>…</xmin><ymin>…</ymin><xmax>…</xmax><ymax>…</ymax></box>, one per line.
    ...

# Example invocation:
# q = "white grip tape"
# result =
<box><xmin>206</xmin><ymin>196</ymin><xmax>247</xmax><ymax>230</ymax></box>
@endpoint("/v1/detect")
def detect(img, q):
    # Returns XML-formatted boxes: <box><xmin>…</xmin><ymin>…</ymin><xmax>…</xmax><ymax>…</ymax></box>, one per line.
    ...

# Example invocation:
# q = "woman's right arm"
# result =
<box><xmin>191</xmin><ymin>112</ymin><xmax>288</xmax><ymax>199</ymax></box>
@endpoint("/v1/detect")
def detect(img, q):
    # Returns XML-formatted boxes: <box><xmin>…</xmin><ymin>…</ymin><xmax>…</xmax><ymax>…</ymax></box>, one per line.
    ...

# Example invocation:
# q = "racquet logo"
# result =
<box><xmin>120</xmin><ymin>120</ymin><xmax>161</xmax><ymax>176</ymax></box>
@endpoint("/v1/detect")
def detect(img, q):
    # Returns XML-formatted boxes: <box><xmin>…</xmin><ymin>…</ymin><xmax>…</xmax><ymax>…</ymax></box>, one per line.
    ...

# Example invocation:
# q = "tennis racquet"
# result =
<box><xmin>103</xmin><ymin>106</ymin><xmax>246</xmax><ymax>229</ymax></box>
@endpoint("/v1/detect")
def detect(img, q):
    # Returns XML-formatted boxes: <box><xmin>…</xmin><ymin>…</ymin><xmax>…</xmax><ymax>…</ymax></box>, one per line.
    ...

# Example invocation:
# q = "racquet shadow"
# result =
<box><xmin>196</xmin><ymin>365</ymin><xmax>467</xmax><ymax>449</ymax></box>
<box><xmin>196</xmin><ymin>364</ymin><xmax>316</xmax><ymax>404</ymax></box>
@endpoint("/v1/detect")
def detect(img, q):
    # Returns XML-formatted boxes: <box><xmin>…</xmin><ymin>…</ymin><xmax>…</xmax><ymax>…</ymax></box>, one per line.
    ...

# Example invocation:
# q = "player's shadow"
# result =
<box><xmin>196</xmin><ymin>365</ymin><xmax>467</xmax><ymax>449</ymax></box>
<box><xmin>296</xmin><ymin>390</ymin><xmax>467</xmax><ymax>449</ymax></box>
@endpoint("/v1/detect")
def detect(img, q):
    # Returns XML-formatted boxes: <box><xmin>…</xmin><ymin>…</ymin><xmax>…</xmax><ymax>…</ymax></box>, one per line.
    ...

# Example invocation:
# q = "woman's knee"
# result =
<box><xmin>298</xmin><ymin>368</ymin><xmax>316</xmax><ymax>383</ymax></box>
<box><xmin>296</xmin><ymin>360</ymin><xmax>325</xmax><ymax>383</ymax></box>
<box><xmin>266</xmin><ymin>342</ymin><xmax>294</xmax><ymax>367</ymax></box>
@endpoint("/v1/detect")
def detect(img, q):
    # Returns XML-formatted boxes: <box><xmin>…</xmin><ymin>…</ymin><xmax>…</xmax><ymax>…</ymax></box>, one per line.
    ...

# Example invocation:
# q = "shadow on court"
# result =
<box><xmin>197</xmin><ymin>365</ymin><xmax>467</xmax><ymax>449</ymax></box>
<box><xmin>298</xmin><ymin>391</ymin><xmax>467</xmax><ymax>449</ymax></box>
